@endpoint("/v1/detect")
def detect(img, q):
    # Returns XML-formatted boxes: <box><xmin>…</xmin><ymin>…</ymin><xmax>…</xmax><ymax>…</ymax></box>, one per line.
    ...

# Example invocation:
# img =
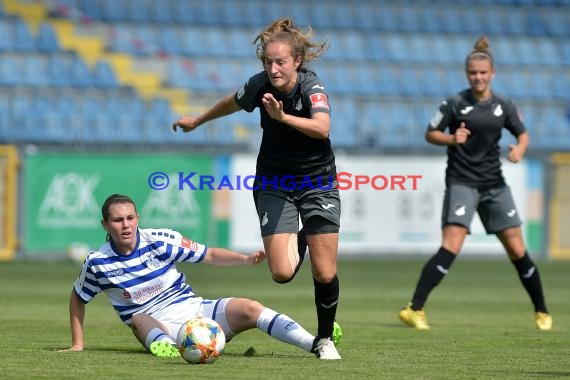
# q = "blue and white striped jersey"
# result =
<box><xmin>73</xmin><ymin>228</ymin><xmax>207</xmax><ymax>326</ymax></box>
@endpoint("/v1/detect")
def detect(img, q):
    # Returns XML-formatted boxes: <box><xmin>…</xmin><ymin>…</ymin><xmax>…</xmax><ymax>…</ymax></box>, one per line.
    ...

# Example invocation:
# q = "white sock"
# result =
<box><xmin>144</xmin><ymin>328</ymin><xmax>176</xmax><ymax>349</ymax></box>
<box><xmin>256</xmin><ymin>307</ymin><xmax>315</xmax><ymax>352</ymax></box>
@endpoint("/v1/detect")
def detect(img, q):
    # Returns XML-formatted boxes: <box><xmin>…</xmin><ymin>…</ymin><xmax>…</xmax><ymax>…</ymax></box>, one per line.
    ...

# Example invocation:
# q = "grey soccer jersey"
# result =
<box><xmin>234</xmin><ymin>68</ymin><xmax>337</xmax><ymax>183</ymax></box>
<box><xmin>427</xmin><ymin>89</ymin><xmax>526</xmax><ymax>188</ymax></box>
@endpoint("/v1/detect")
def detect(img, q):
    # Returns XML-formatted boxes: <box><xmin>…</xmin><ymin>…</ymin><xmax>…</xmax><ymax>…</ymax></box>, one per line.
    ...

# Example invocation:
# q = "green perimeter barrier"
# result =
<box><xmin>23</xmin><ymin>152</ymin><xmax>230</xmax><ymax>257</ymax></box>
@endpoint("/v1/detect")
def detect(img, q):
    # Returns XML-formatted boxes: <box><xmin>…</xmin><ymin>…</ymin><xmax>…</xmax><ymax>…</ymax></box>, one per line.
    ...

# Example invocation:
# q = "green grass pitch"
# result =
<box><xmin>1</xmin><ymin>256</ymin><xmax>569</xmax><ymax>379</ymax></box>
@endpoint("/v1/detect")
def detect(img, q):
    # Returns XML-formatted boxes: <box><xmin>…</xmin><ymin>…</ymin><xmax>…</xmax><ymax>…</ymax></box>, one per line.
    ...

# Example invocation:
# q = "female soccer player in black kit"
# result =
<box><xmin>398</xmin><ymin>36</ymin><xmax>552</xmax><ymax>331</ymax></box>
<box><xmin>172</xmin><ymin>18</ymin><xmax>341</xmax><ymax>359</ymax></box>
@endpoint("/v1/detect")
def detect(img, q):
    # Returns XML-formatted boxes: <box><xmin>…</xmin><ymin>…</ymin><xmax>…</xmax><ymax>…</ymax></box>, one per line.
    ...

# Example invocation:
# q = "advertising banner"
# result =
<box><xmin>23</xmin><ymin>152</ymin><xmax>224</xmax><ymax>256</ymax></box>
<box><xmin>230</xmin><ymin>154</ymin><xmax>530</xmax><ymax>256</ymax></box>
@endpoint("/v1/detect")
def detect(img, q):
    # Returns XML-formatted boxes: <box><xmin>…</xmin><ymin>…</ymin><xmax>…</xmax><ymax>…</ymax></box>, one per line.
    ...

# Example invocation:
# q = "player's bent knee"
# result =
<box><xmin>272</xmin><ymin>274</ymin><xmax>294</xmax><ymax>284</ymax></box>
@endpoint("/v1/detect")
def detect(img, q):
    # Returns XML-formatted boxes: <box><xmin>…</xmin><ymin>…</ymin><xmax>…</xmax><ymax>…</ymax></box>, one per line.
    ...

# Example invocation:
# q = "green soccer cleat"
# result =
<box><xmin>399</xmin><ymin>303</ymin><xmax>430</xmax><ymax>330</ymax></box>
<box><xmin>332</xmin><ymin>321</ymin><xmax>343</xmax><ymax>345</ymax></box>
<box><xmin>149</xmin><ymin>341</ymin><xmax>181</xmax><ymax>358</ymax></box>
<box><xmin>535</xmin><ymin>312</ymin><xmax>552</xmax><ymax>331</ymax></box>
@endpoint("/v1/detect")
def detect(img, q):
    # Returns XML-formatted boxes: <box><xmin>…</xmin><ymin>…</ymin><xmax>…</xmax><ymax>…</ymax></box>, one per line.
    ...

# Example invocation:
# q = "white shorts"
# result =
<box><xmin>148</xmin><ymin>297</ymin><xmax>235</xmax><ymax>340</ymax></box>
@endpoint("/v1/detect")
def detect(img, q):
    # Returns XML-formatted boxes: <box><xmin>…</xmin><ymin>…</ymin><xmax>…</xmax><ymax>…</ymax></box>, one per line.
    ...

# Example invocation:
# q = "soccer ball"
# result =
<box><xmin>67</xmin><ymin>242</ymin><xmax>90</xmax><ymax>263</ymax></box>
<box><xmin>176</xmin><ymin>317</ymin><xmax>226</xmax><ymax>364</ymax></box>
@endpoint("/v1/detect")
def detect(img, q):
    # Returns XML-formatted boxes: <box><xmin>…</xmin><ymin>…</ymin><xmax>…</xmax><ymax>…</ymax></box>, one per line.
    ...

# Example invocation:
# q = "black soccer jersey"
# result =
<box><xmin>427</xmin><ymin>89</ymin><xmax>526</xmax><ymax>188</ymax></box>
<box><xmin>234</xmin><ymin>68</ymin><xmax>336</xmax><ymax>183</ymax></box>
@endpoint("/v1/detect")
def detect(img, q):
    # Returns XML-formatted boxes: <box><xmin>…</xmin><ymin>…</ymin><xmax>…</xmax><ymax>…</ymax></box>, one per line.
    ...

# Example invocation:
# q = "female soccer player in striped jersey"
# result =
<box><xmin>173</xmin><ymin>18</ymin><xmax>341</xmax><ymax>359</ymax></box>
<box><xmin>60</xmin><ymin>194</ymin><xmax>333</xmax><ymax>359</ymax></box>
<box><xmin>399</xmin><ymin>36</ymin><xmax>552</xmax><ymax>331</ymax></box>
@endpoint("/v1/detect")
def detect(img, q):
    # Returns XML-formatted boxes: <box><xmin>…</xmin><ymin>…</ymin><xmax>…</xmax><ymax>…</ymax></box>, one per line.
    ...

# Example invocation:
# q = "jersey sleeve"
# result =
<box><xmin>234</xmin><ymin>71</ymin><xmax>267</xmax><ymax>112</ymax></box>
<box><xmin>73</xmin><ymin>251</ymin><xmax>102</xmax><ymax>304</ymax></box>
<box><xmin>303</xmin><ymin>72</ymin><xmax>331</xmax><ymax>115</ymax></box>
<box><xmin>427</xmin><ymin>98</ymin><xmax>455</xmax><ymax>132</ymax></box>
<box><xmin>503</xmin><ymin>99</ymin><xmax>526</xmax><ymax>137</ymax></box>
<box><xmin>143</xmin><ymin>228</ymin><xmax>207</xmax><ymax>264</ymax></box>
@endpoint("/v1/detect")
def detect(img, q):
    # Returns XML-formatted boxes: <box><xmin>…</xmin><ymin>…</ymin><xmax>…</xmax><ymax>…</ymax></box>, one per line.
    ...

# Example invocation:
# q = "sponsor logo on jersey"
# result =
<box><xmin>237</xmin><ymin>85</ymin><xmax>245</xmax><ymax>99</ymax></box>
<box><xmin>507</xmin><ymin>209</ymin><xmax>517</xmax><ymax>217</ymax></box>
<box><xmin>455</xmin><ymin>204</ymin><xmax>466</xmax><ymax>216</ymax></box>
<box><xmin>294</xmin><ymin>97</ymin><xmax>302</xmax><ymax>111</ymax></box>
<box><xmin>460</xmin><ymin>106</ymin><xmax>473</xmax><ymax>115</ymax></box>
<box><xmin>181</xmin><ymin>236</ymin><xmax>199</xmax><ymax>251</ymax></box>
<box><xmin>107</xmin><ymin>269</ymin><xmax>124</xmax><ymax>277</ymax></box>
<box><xmin>123</xmin><ymin>290</ymin><xmax>131</xmax><ymax>299</ymax></box>
<box><xmin>492</xmin><ymin>104</ymin><xmax>503</xmax><ymax>117</ymax></box>
<box><xmin>321</xmin><ymin>203</ymin><xmax>336</xmax><ymax>210</ymax></box>
<box><xmin>143</xmin><ymin>253</ymin><xmax>161</xmax><ymax>270</ymax></box>
<box><xmin>429</xmin><ymin>110</ymin><xmax>444</xmax><ymax>128</ymax></box>
<box><xmin>309</xmin><ymin>93</ymin><xmax>329</xmax><ymax>110</ymax></box>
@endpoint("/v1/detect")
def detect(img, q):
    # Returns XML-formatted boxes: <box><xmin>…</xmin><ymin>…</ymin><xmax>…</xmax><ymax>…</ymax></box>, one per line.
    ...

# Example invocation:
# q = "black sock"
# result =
<box><xmin>411</xmin><ymin>247</ymin><xmax>456</xmax><ymax>310</ymax></box>
<box><xmin>512</xmin><ymin>253</ymin><xmax>548</xmax><ymax>313</ymax></box>
<box><xmin>314</xmin><ymin>275</ymin><xmax>339</xmax><ymax>338</ymax></box>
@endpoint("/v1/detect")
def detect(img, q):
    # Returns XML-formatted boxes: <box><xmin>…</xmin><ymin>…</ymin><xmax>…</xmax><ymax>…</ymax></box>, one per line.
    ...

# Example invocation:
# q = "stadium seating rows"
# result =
<box><xmin>0</xmin><ymin>0</ymin><xmax>569</xmax><ymax>151</ymax></box>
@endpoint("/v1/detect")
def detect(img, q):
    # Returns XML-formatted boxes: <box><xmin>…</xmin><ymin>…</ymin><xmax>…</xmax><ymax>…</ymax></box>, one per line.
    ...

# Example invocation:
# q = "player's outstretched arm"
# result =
<box><xmin>172</xmin><ymin>94</ymin><xmax>241</xmax><ymax>133</ymax></box>
<box><xmin>203</xmin><ymin>247</ymin><xmax>265</xmax><ymax>266</ymax></box>
<box><xmin>58</xmin><ymin>290</ymin><xmax>85</xmax><ymax>352</ymax></box>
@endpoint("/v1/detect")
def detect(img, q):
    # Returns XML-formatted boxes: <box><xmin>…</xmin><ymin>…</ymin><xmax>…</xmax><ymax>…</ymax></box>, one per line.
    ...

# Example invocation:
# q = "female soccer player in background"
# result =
<box><xmin>172</xmin><ymin>18</ymin><xmax>341</xmax><ymax>359</ymax></box>
<box><xmin>60</xmin><ymin>194</ymin><xmax>334</xmax><ymax>359</ymax></box>
<box><xmin>398</xmin><ymin>36</ymin><xmax>552</xmax><ymax>331</ymax></box>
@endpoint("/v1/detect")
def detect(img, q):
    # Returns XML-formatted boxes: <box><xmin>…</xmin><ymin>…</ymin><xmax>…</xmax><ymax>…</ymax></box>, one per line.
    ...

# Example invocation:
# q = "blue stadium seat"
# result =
<box><xmin>317</xmin><ymin>63</ymin><xmax>350</xmax><ymax>95</ymax></box>
<box><xmin>0</xmin><ymin>55</ymin><xmax>20</xmax><ymax>86</ymax></box>
<box><xmin>438</xmin><ymin>8</ymin><xmax>463</xmax><ymax>33</ymax></box>
<box><xmin>169</xmin><ymin>0</ymin><xmax>196</xmax><ymax>23</ymax></box>
<box><xmin>503</xmin><ymin>10</ymin><xmax>526</xmax><ymax>35</ymax></box>
<box><xmin>480</xmin><ymin>8</ymin><xmax>507</xmax><ymax>35</ymax></box>
<box><xmin>364</xmin><ymin>33</ymin><xmax>387</xmax><ymax>62</ymax></box>
<box><xmin>493</xmin><ymin>38</ymin><xmax>518</xmax><ymax>66</ymax></box>
<box><xmin>329</xmin><ymin>97</ymin><xmax>357</xmax><ymax>149</ymax></box>
<box><xmin>123</xmin><ymin>0</ymin><xmax>149</xmax><ymax>22</ymax></box>
<box><xmin>536</xmin><ymin>39</ymin><xmax>562</xmax><ymax>66</ymax></box>
<box><xmin>333</xmin><ymin>31</ymin><xmax>365</xmax><ymax>61</ymax></box>
<box><xmin>352</xmin><ymin>3</ymin><xmax>378</xmax><ymax>31</ymax></box>
<box><xmin>92</xmin><ymin>61</ymin><xmax>118</xmax><ymax>88</ymax></box>
<box><xmin>45</xmin><ymin>55</ymin><xmax>70</xmax><ymax>87</ymax></box>
<box><xmin>375</xmin><ymin>6</ymin><xmax>400</xmax><ymax>32</ymax></box>
<box><xmin>560</xmin><ymin>40</ymin><xmax>570</xmax><ymax>66</ymax></box>
<box><xmin>227</xmin><ymin>29</ymin><xmax>255</xmax><ymax>59</ymax></box>
<box><xmin>414</xmin><ymin>7</ymin><xmax>441</xmax><ymax>34</ymax></box>
<box><xmin>156</xmin><ymin>27</ymin><xmax>184</xmax><ymax>56</ymax></box>
<box><xmin>21</xmin><ymin>55</ymin><xmax>49</xmax><ymax>87</ymax></box>
<box><xmin>0</xmin><ymin>22</ymin><xmax>11</xmax><ymax>51</ymax></box>
<box><xmin>68</xmin><ymin>55</ymin><xmax>93</xmax><ymax>87</ymax></box>
<box><xmin>384</xmin><ymin>34</ymin><xmax>409</xmax><ymax>63</ymax></box>
<box><xmin>358</xmin><ymin>102</ymin><xmax>383</xmax><ymax>147</ymax></box>
<box><xmin>515</xmin><ymin>38</ymin><xmax>537</xmax><ymax>66</ymax></box>
<box><xmin>99</xmin><ymin>0</ymin><xmax>124</xmax><ymax>22</ymax></box>
<box><xmin>147</xmin><ymin>0</ymin><xmax>173</xmax><ymax>23</ymax></box>
<box><xmin>35</xmin><ymin>23</ymin><xmax>60</xmax><ymax>53</ymax></box>
<box><xmin>407</xmin><ymin>35</ymin><xmax>431</xmax><ymax>64</ymax></box>
<box><xmin>12</xmin><ymin>19</ymin><xmax>35</xmax><ymax>52</ymax></box>
<box><xmin>376</xmin><ymin>66</ymin><xmax>399</xmax><ymax>96</ymax></box>
<box><xmin>542</xmin><ymin>9</ymin><xmax>569</xmax><ymax>37</ymax></box>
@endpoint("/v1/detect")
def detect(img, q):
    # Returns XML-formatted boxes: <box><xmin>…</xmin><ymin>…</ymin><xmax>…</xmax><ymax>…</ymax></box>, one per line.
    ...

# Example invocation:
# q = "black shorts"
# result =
<box><xmin>252</xmin><ymin>181</ymin><xmax>341</xmax><ymax>237</ymax></box>
<box><xmin>442</xmin><ymin>184</ymin><xmax>522</xmax><ymax>233</ymax></box>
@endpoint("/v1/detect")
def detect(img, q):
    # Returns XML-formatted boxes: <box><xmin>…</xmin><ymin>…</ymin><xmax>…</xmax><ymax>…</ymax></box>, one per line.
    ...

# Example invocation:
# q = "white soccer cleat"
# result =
<box><xmin>312</xmin><ymin>337</ymin><xmax>341</xmax><ymax>360</ymax></box>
